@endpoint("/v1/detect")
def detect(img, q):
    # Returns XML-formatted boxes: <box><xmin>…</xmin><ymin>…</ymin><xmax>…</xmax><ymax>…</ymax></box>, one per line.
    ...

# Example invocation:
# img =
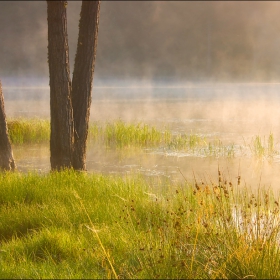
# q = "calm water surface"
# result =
<box><xmin>4</xmin><ymin>83</ymin><xmax>280</xmax><ymax>190</ymax></box>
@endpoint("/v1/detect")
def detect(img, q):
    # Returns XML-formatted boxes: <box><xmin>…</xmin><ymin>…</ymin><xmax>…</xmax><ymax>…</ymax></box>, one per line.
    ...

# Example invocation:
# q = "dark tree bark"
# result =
<box><xmin>47</xmin><ymin>0</ymin><xmax>100</xmax><ymax>171</ymax></box>
<box><xmin>0</xmin><ymin>81</ymin><xmax>16</xmax><ymax>171</ymax></box>
<box><xmin>47</xmin><ymin>1</ymin><xmax>74</xmax><ymax>170</ymax></box>
<box><xmin>71</xmin><ymin>1</ymin><xmax>100</xmax><ymax>170</ymax></box>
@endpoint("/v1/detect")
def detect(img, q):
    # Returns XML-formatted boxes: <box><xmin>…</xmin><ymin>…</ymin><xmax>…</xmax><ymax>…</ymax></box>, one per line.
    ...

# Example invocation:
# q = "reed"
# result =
<box><xmin>8</xmin><ymin>118</ymin><xmax>50</xmax><ymax>144</ymax></box>
<box><xmin>250</xmin><ymin>133</ymin><xmax>278</xmax><ymax>158</ymax></box>
<box><xmin>6</xmin><ymin>118</ymin><xmax>279</xmax><ymax>159</ymax></box>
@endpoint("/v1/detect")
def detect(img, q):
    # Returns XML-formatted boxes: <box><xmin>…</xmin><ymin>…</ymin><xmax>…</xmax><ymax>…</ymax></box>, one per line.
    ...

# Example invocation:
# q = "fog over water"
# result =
<box><xmin>1</xmin><ymin>2</ymin><xmax>280</xmax><ymax>190</ymax></box>
<box><xmin>1</xmin><ymin>1</ymin><xmax>280</xmax><ymax>82</ymax></box>
<box><xmin>5</xmin><ymin>83</ymin><xmax>280</xmax><ymax>192</ymax></box>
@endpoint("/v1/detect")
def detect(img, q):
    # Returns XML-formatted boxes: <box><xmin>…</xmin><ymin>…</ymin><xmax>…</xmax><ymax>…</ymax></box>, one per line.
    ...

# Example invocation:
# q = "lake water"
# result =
<box><xmin>3</xmin><ymin>83</ymin><xmax>280</xmax><ymax>191</ymax></box>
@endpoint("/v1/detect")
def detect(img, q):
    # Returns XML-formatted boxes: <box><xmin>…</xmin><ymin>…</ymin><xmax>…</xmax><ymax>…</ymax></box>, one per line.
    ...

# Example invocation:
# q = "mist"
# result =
<box><xmin>1</xmin><ymin>0</ymin><xmax>280</xmax><ymax>128</ymax></box>
<box><xmin>1</xmin><ymin>1</ymin><xmax>280</xmax><ymax>84</ymax></box>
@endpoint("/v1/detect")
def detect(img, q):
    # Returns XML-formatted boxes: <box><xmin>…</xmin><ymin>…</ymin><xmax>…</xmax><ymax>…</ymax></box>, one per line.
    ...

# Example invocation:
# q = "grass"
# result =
<box><xmin>249</xmin><ymin>133</ymin><xmax>277</xmax><ymax>158</ymax></box>
<box><xmin>8</xmin><ymin>118</ymin><xmax>279</xmax><ymax>159</ymax></box>
<box><xmin>1</xmin><ymin>170</ymin><xmax>280</xmax><ymax>278</ymax></box>
<box><xmin>2</xmin><ymin>119</ymin><xmax>280</xmax><ymax>278</ymax></box>
<box><xmin>8</xmin><ymin>118</ymin><xmax>50</xmax><ymax>144</ymax></box>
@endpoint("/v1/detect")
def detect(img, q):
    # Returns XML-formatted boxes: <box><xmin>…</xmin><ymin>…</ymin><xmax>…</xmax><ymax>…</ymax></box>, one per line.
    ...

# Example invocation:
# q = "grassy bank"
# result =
<box><xmin>7</xmin><ymin>118</ymin><xmax>278</xmax><ymax>158</ymax></box>
<box><xmin>1</xmin><ymin>170</ymin><xmax>280</xmax><ymax>278</ymax></box>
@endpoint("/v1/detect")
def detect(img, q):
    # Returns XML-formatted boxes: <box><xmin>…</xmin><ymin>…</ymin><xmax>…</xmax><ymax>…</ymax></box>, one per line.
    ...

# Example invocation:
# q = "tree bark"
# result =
<box><xmin>71</xmin><ymin>1</ymin><xmax>100</xmax><ymax>170</ymax></box>
<box><xmin>0</xmin><ymin>81</ymin><xmax>16</xmax><ymax>171</ymax></box>
<box><xmin>47</xmin><ymin>1</ymin><xmax>74</xmax><ymax>170</ymax></box>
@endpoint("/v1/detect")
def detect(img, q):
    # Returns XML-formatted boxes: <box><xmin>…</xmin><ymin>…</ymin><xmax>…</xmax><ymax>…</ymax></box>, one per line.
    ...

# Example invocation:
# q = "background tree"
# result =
<box><xmin>47</xmin><ymin>0</ymin><xmax>100</xmax><ymax>170</ymax></box>
<box><xmin>0</xmin><ymin>81</ymin><xmax>16</xmax><ymax>171</ymax></box>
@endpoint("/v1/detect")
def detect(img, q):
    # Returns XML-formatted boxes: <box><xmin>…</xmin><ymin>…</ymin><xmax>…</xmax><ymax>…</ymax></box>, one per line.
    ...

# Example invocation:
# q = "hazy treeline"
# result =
<box><xmin>0</xmin><ymin>1</ymin><xmax>280</xmax><ymax>83</ymax></box>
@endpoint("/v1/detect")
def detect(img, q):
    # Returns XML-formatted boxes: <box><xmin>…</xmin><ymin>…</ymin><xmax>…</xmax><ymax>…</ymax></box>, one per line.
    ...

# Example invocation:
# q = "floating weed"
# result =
<box><xmin>203</xmin><ymin>139</ymin><xmax>236</xmax><ymax>158</ymax></box>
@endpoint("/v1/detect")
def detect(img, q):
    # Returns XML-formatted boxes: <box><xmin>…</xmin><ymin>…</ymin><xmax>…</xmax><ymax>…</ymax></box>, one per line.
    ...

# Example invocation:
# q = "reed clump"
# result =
<box><xmin>0</xmin><ymin>170</ymin><xmax>280</xmax><ymax>278</ymax></box>
<box><xmin>6</xmin><ymin>118</ymin><xmax>279</xmax><ymax>159</ymax></box>
<box><xmin>250</xmin><ymin>133</ymin><xmax>278</xmax><ymax>158</ymax></box>
<box><xmin>7</xmin><ymin>118</ymin><xmax>50</xmax><ymax>144</ymax></box>
<box><xmin>88</xmin><ymin>121</ymin><xmax>236</xmax><ymax>158</ymax></box>
<box><xmin>103</xmin><ymin>121</ymin><xmax>162</xmax><ymax>148</ymax></box>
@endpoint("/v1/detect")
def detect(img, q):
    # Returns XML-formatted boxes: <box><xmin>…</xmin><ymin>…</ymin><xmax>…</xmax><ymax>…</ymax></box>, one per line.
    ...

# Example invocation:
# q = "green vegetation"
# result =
<box><xmin>8</xmin><ymin>119</ymin><xmax>50</xmax><ymax>144</ymax></box>
<box><xmin>0</xmin><ymin>170</ymin><xmax>280</xmax><ymax>279</ymax></box>
<box><xmin>249</xmin><ymin>133</ymin><xmax>277</xmax><ymax>158</ymax></box>
<box><xmin>2</xmin><ymin>119</ymin><xmax>280</xmax><ymax>278</ymax></box>
<box><xmin>7</xmin><ymin>118</ymin><xmax>279</xmax><ymax>159</ymax></box>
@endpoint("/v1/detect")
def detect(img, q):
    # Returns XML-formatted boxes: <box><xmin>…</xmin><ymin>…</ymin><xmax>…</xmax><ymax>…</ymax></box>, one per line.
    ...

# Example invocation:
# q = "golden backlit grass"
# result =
<box><xmin>0</xmin><ymin>170</ymin><xmax>280</xmax><ymax>278</ymax></box>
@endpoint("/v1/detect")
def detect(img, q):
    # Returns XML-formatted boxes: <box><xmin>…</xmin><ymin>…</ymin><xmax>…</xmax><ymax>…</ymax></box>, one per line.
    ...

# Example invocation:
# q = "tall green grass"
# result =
<box><xmin>8</xmin><ymin>118</ymin><xmax>50</xmax><ymax>144</ymax></box>
<box><xmin>88</xmin><ymin>121</ymin><xmax>239</xmax><ymax>158</ymax></box>
<box><xmin>104</xmin><ymin>121</ymin><xmax>162</xmax><ymax>148</ymax></box>
<box><xmin>1</xmin><ymin>170</ymin><xmax>280</xmax><ymax>278</ymax></box>
<box><xmin>6</xmin><ymin>119</ymin><xmax>212</xmax><ymax>151</ymax></box>
<box><xmin>6</xmin><ymin>118</ymin><xmax>279</xmax><ymax>159</ymax></box>
<box><xmin>249</xmin><ymin>133</ymin><xmax>277</xmax><ymax>158</ymax></box>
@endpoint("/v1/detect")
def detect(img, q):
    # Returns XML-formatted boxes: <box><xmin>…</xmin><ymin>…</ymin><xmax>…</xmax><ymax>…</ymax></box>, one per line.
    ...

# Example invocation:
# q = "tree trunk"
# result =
<box><xmin>0</xmin><ymin>81</ymin><xmax>16</xmax><ymax>171</ymax></box>
<box><xmin>71</xmin><ymin>1</ymin><xmax>100</xmax><ymax>170</ymax></box>
<box><xmin>47</xmin><ymin>1</ymin><xmax>73</xmax><ymax>170</ymax></box>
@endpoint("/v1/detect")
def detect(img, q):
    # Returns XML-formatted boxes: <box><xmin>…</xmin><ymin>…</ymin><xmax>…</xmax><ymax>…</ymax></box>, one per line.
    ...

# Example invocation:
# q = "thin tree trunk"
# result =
<box><xmin>47</xmin><ymin>1</ymin><xmax>73</xmax><ymax>170</ymax></box>
<box><xmin>71</xmin><ymin>1</ymin><xmax>100</xmax><ymax>170</ymax></box>
<box><xmin>0</xmin><ymin>81</ymin><xmax>15</xmax><ymax>171</ymax></box>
